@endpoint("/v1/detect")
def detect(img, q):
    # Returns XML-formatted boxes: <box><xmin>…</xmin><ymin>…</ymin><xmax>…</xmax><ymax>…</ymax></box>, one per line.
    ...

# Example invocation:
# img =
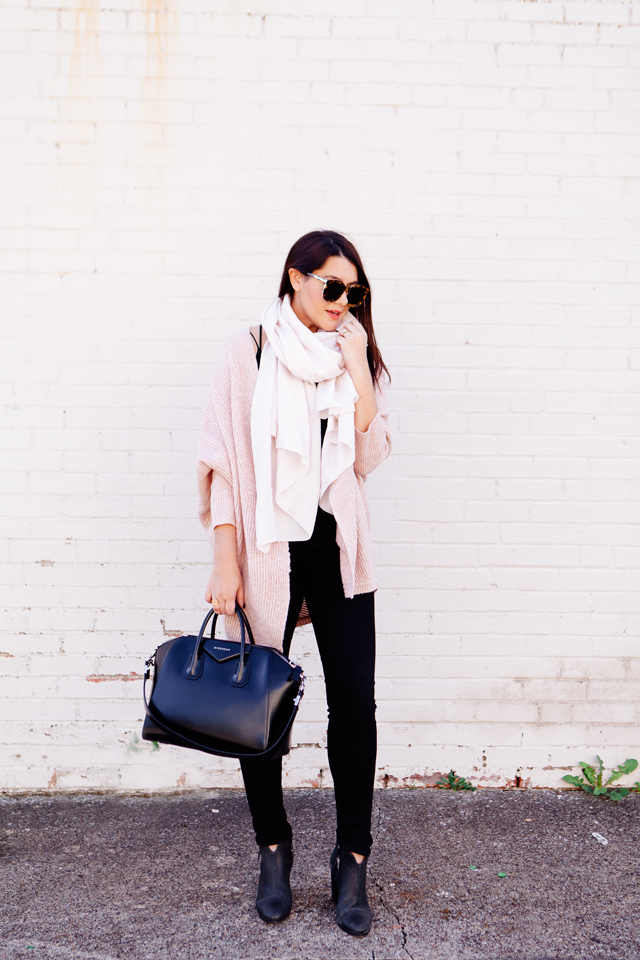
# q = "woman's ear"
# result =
<box><xmin>289</xmin><ymin>267</ymin><xmax>303</xmax><ymax>292</ymax></box>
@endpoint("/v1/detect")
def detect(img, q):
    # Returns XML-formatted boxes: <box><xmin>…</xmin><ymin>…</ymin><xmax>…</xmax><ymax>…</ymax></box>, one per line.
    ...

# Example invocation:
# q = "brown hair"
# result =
<box><xmin>278</xmin><ymin>230</ymin><xmax>390</xmax><ymax>385</ymax></box>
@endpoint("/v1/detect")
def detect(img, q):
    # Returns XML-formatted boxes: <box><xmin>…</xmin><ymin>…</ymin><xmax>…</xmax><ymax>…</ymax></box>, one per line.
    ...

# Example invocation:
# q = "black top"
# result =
<box><xmin>290</xmin><ymin>417</ymin><xmax>338</xmax><ymax>552</ymax></box>
<box><xmin>252</xmin><ymin>326</ymin><xmax>338</xmax><ymax>552</ymax></box>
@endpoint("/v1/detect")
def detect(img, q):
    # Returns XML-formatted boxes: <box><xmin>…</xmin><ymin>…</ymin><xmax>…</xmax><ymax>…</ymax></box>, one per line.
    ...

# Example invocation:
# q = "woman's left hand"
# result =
<box><xmin>337</xmin><ymin>316</ymin><xmax>378</xmax><ymax>432</ymax></box>
<box><xmin>337</xmin><ymin>317</ymin><xmax>369</xmax><ymax>376</ymax></box>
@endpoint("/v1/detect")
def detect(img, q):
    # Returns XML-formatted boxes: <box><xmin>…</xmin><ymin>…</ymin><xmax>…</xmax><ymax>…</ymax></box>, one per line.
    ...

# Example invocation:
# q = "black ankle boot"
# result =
<box><xmin>255</xmin><ymin>840</ymin><xmax>293</xmax><ymax>923</ymax></box>
<box><xmin>330</xmin><ymin>844</ymin><xmax>372</xmax><ymax>936</ymax></box>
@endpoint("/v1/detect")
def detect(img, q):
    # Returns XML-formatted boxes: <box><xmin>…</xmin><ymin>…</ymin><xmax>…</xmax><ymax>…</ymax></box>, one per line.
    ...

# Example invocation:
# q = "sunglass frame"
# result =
<box><xmin>306</xmin><ymin>273</ymin><xmax>370</xmax><ymax>308</ymax></box>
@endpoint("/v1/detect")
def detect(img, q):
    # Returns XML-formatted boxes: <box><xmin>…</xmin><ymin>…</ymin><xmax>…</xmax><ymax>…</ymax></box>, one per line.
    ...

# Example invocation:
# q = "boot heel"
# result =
<box><xmin>330</xmin><ymin>844</ymin><xmax>339</xmax><ymax>903</ymax></box>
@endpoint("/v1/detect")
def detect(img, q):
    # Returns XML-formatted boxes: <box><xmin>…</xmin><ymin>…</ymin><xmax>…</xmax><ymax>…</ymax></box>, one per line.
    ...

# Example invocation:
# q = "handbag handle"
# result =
<box><xmin>188</xmin><ymin>602</ymin><xmax>254</xmax><ymax>680</ymax></box>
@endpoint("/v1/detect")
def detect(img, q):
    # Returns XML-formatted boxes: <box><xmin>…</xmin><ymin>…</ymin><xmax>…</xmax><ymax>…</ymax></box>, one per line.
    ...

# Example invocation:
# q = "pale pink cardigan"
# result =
<box><xmin>197</xmin><ymin>330</ymin><xmax>392</xmax><ymax>650</ymax></box>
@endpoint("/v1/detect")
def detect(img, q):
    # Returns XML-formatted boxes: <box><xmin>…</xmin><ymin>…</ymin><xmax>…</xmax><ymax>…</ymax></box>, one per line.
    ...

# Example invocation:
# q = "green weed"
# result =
<box><xmin>435</xmin><ymin>770</ymin><xmax>477</xmax><ymax>792</ymax></box>
<box><xmin>562</xmin><ymin>756</ymin><xmax>638</xmax><ymax>801</ymax></box>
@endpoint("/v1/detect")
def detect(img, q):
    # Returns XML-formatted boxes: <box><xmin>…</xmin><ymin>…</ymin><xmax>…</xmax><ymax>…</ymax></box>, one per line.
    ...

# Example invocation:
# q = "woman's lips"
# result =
<box><xmin>326</xmin><ymin>309</ymin><xmax>341</xmax><ymax>319</ymax></box>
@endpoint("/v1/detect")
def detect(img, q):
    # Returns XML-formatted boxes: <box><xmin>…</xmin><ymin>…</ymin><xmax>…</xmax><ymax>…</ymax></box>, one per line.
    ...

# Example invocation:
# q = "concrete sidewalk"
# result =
<box><xmin>1</xmin><ymin>789</ymin><xmax>638</xmax><ymax>960</ymax></box>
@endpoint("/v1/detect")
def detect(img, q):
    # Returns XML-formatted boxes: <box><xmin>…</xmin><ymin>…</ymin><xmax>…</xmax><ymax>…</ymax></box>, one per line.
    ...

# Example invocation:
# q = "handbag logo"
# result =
<box><xmin>213</xmin><ymin>646</ymin><xmax>231</xmax><ymax>652</ymax></box>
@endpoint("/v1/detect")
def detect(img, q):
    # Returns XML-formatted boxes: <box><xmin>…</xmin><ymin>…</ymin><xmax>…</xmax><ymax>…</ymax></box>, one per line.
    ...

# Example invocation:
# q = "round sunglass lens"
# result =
<box><xmin>322</xmin><ymin>279</ymin><xmax>345</xmax><ymax>302</ymax></box>
<box><xmin>347</xmin><ymin>285</ymin><xmax>369</xmax><ymax>306</ymax></box>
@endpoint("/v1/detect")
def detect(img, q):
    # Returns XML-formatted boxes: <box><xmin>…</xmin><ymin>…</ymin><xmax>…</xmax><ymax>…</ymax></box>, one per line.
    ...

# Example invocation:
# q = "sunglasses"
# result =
<box><xmin>307</xmin><ymin>273</ymin><xmax>370</xmax><ymax>308</ymax></box>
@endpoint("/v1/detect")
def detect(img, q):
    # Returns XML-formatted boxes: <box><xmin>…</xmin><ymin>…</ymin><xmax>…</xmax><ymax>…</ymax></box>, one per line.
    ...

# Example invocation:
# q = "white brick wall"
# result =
<box><xmin>1</xmin><ymin>0</ymin><xmax>639</xmax><ymax>793</ymax></box>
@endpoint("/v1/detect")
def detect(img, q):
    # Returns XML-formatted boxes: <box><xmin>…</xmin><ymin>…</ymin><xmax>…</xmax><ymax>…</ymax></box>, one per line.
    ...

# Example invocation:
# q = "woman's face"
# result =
<box><xmin>289</xmin><ymin>255</ymin><xmax>358</xmax><ymax>333</ymax></box>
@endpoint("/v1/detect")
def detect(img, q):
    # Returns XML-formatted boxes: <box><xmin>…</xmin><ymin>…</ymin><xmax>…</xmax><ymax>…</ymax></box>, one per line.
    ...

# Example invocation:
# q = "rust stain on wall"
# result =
<box><xmin>67</xmin><ymin>0</ymin><xmax>103</xmax><ymax>134</ymax></box>
<box><xmin>86</xmin><ymin>672</ymin><xmax>143</xmax><ymax>682</ymax></box>
<box><xmin>142</xmin><ymin>0</ymin><xmax>177</xmax><ymax>113</ymax></box>
<box><xmin>144</xmin><ymin>0</ymin><xmax>175</xmax><ymax>78</ymax></box>
<box><xmin>72</xmin><ymin>0</ymin><xmax>100</xmax><ymax>72</ymax></box>
<box><xmin>160</xmin><ymin>618</ymin><xmax>182</xmax><ymax>638</ymax></box>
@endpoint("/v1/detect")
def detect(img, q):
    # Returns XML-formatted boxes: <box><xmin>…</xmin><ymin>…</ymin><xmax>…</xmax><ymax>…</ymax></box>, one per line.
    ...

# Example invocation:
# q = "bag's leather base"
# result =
<box><xmin>141</xmin><ymin>713</ymin><xmax>177</xmax><ymax>745</ymax></box>
<box><xmin>142</xmin><ymin>710</ymin><xmax>294</xmax><ymax>760</ymax></box>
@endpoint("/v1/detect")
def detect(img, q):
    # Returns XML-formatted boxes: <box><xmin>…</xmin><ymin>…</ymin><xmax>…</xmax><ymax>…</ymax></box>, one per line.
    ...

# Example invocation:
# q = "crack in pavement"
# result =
<box><xmin>371</xmin><ymin>876</ymin><xmax>414</xmax><ymax>960</ymax></box>
<box><xmin>371</xmin><ymin>802</ymin><xmax>414</xmax><ymax>960</ymax></box>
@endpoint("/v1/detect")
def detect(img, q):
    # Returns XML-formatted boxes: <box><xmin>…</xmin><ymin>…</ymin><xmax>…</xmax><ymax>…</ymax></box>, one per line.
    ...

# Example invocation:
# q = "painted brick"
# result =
<box><xmin>1</xmin><ymin>0</ymin><xmax>638</xmax><ymax>793</ymax></box>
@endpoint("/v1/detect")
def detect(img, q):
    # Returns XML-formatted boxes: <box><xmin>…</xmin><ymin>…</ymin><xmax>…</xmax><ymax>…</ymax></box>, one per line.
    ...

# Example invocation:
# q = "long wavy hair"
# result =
<box><xmin>278</xmin><ymin>230</ymin><xmax>390</xmax><ymax>386</ymax></box>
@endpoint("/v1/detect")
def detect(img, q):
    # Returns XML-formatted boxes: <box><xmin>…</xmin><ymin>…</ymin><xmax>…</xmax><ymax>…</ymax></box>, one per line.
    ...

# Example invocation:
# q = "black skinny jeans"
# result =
<box><xmin>240</xmin><ymin>544</ymin><xmax>377</xmax><ymax>857</ymax></box>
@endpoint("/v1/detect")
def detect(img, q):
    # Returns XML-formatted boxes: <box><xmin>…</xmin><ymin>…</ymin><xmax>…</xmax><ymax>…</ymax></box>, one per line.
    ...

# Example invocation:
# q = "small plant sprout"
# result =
<box><xmin>435</xmin><ymin>770</ymin><xmax>477</xmax><ymax>792</ymax></box>
<box><xmin>562</xmin><ymin>757</ymin><xmax>638</xmax><ymax>801</ymax></box>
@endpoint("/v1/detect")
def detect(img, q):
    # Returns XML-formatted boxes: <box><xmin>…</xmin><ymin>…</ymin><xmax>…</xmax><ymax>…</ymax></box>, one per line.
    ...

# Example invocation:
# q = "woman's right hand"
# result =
<box><xmin>205</xmin><ymin>560</ymin><xmax>244</xmax><ymax>615</ymax></box>
<box><xmin>205</xmin><ymin>524</ymin><xmax>244</xmax><ymax>615</ymax></box>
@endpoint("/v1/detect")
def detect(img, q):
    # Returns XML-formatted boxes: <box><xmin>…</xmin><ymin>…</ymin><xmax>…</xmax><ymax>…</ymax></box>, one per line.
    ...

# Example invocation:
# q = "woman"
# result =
<box><xmin>197</xmin><ymin>230</ymin><xmax>391</xmax><ymax>936</ymax></box>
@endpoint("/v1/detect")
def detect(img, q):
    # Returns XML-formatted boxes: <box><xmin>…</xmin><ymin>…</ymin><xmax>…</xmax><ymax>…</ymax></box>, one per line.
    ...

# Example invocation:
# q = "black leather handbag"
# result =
<box><xmin>142</xmin><ymin>604</ymin><xmax>305</xmax><ymax>760</ymax></box>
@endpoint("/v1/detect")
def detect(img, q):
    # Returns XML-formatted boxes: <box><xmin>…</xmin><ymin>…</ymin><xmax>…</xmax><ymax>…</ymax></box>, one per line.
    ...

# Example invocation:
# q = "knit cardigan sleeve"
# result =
<box><xmin>354</xmin><ymin>375</ymin><xmax>392</xmax><ymax>479</ymax></box>
<box><xmin>197</xmin><ymin>347</ymin><xmax>237</xmax><ymax>548</ymax></box>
